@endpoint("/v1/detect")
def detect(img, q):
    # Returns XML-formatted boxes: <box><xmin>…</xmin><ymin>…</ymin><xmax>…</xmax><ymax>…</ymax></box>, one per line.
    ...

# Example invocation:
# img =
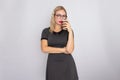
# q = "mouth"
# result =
<box><xmin>59</xmin><ymin>21</ymin><xmax>63</xmax><ymax>24</ymax></box>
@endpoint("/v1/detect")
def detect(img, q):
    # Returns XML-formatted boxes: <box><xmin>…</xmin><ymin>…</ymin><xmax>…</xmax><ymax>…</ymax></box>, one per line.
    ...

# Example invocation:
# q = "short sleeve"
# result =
<box><xmin>41</xmin><ymin>28</ymin><xmax>50</xmax><ymax>40</ymax></box>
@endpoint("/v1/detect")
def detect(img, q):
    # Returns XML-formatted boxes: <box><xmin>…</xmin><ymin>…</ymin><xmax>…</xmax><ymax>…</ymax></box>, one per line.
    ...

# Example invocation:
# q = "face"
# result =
<box><xmin>54</xmin><ymin>10</ymin><xmax>67</xmax><ymax>25</ymax></box>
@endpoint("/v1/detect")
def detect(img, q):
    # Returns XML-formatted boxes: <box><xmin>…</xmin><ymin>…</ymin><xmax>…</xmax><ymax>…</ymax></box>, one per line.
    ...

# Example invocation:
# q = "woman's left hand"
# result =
<box><xmin>62</xmin><ymin>20</ymin><xmax>72</xmax><ymax>32</ymax></box>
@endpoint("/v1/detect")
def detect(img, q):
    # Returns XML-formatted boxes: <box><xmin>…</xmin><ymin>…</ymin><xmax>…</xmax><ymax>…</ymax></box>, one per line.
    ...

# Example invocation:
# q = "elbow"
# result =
<box><xmin>66</xmin><ymin>48</ymin><xmax>74</xmax><ymax>54</ymax></box>
<box><xmin>41</xmin><ymin>47</ymin><xmax>48</xmax><ymax>53</ymax></box>
<box><xmin>67</xmin><ymin>50</ymin><xmax>73</xmax><ymax>54</ymax></box>
<box><xmin>41</xmin><ymin>49</ymin><xmax>46</xmax><ymax>53</ymax></box>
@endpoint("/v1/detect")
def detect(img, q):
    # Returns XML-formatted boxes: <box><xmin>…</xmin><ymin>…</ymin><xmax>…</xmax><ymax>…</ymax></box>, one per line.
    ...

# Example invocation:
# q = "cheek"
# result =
<box><xmin>55</xmin><ymin>18</ymin><xmax>59</xmax><ymax>24</ymax></box>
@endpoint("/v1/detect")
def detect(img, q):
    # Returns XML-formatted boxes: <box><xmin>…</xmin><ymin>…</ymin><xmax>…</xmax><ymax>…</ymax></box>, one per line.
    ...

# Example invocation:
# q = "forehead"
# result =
<box><xmin>55</xmin><ymin>10</ymin><xmax>66</xmax><ymax>15</ymax></box>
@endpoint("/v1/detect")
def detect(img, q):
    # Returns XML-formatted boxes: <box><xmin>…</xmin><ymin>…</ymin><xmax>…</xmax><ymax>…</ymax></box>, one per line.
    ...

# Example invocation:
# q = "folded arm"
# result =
<box><xmin>41</xmin><ymin>40</ymin><xmax>67</xmax><ymax>54</ymax></box>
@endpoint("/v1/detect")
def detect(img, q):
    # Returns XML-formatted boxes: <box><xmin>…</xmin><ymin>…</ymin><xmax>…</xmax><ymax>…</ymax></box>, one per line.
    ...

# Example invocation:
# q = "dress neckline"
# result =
<box><xmin>53</xmin><ymin>29</ymin><xmax>63</xmax><ymax>34</ymax></box>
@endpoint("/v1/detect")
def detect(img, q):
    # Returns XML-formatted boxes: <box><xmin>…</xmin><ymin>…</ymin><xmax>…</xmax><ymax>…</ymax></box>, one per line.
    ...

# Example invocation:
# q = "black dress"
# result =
<box><xmin>41</xmin><ymin>27</ymin><xmax>79</xmax><ymax>80</ymax></box>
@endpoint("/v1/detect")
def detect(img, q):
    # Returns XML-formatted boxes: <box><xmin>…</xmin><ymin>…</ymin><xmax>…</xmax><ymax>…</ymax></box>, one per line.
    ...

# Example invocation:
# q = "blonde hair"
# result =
<box><xmin>49</xmin><ymin>6</ymin><xmax>67</xmax><ymax>33</ymax></box>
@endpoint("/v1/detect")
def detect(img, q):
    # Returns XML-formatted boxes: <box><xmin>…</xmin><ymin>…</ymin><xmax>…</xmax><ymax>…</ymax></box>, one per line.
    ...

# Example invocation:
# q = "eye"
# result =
<box><xmin>63</xmin><ymin>15</ymin><xmax>67</xmax><ymax>17</ymax></box>
<box><xmin>55</xmin><ymin>14</ymin><xmax>61</xmax><ymax>17</ymax></box>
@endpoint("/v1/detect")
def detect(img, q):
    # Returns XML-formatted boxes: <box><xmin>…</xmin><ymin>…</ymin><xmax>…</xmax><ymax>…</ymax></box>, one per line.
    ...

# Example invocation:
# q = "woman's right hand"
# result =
<box><xmin>63</xmin><ymin>47</ymin><xmax>70</xmax><ymax>54</ymax></box>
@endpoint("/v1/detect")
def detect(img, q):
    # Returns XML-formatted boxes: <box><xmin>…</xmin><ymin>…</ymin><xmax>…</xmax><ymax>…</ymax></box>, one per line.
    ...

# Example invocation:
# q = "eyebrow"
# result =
<box><xmin>55</xmin><ymin>14</ymin><xmax>66</xmax><ymax>15</ymax></box>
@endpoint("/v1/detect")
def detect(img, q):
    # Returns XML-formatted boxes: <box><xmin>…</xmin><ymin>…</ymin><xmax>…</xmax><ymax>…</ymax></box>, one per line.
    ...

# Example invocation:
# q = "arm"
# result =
<box><xmin>62</xmin><ymin>20</ymin><xmax>74</xmax><ymax>54</ymax></box>
<box><xmin>41</xmin><ymin>39</ymin><xmax>67</xmax><ymax>53</ymax></box>
<box><xmin>66</xmin><ymin>29</ymin><xmax>74</xmax><ymax>54</ymax></box>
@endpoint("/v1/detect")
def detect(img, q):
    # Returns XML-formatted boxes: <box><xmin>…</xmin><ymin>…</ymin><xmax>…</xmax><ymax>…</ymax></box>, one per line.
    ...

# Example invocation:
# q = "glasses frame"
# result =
<box><xmin>54</xmin><ymin>14</ymin><xmax>67</xmax><ymax>20</ymax></box>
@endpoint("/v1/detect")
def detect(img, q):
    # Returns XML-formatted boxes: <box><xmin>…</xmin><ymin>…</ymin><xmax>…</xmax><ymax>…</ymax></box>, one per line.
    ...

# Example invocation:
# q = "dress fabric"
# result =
<box><xmin>41</xmin><ymin>27</ymin><xmax>79</xmax><ymax>80</ymax></box>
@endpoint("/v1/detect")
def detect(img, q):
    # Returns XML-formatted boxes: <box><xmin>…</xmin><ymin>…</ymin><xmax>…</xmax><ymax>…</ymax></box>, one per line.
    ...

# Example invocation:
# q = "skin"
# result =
<box><xmin>41</xmin><ymin>10</ymin><xmax>74</xmax><ymax>54</ymax></box>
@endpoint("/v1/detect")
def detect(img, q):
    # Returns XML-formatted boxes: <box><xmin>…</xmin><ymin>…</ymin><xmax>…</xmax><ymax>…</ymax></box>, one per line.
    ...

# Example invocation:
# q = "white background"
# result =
<box><xmin>0</xmin><ymin>0</ymin><xmax>120</xmax><ymax>80</ymax></box>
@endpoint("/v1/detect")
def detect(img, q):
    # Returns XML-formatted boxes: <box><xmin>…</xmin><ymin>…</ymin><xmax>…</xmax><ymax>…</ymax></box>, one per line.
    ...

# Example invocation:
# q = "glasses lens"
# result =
<box><xmin>55</xmin><ymin>14</ymin><xmax>67</xmax><ymax>19</ymax></box>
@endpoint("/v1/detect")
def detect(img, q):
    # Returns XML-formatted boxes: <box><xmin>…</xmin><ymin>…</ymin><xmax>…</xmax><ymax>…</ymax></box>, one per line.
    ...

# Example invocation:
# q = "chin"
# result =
<box><xmin>57</xmin><ymin>23</ymin><xmax>61</xmax><ymax>25</ymax></box>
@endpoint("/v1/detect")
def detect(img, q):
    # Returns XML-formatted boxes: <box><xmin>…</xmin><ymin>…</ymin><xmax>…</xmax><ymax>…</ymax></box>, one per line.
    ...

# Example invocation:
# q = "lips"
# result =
<box><xmin>59</xmin><ymin>21</ymin><xmax>63</xmax><ymax>24</ymax></box>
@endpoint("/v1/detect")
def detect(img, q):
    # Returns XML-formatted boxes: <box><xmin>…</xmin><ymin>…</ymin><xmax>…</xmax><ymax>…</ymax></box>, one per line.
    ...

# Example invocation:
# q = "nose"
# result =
<box><xmin>59</xmin><ymin>18</ymin><xmax>63</xmax><ymax>21</ymax></box>
<box><xmin>60</xmin><ymin>17</ymin><xmax>65</xmax><ymax>20</ymax></box>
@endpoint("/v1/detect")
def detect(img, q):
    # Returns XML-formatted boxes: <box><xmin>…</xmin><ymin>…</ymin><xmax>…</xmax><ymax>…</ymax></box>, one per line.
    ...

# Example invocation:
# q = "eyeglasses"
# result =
<box><xmin>55</xmin><ymin>14</ymin><xmax>67</xmax><ymax>19</ymax></box>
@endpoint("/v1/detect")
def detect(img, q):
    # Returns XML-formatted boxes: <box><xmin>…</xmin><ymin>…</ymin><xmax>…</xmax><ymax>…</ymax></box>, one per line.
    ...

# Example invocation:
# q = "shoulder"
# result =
<box><xmin>42</xmin><ymin>27</ymin><xmax>50</xmax><ymax>34</ymax></box>
<box><xmin>42</xmin><ymin>27</ymin><xmax>50</xmax><ymax>32</ymax></box>
<box><xmin>41</xmin><ymin>27</ymin><xmax>50</xmax><ymax>40</ymax></box>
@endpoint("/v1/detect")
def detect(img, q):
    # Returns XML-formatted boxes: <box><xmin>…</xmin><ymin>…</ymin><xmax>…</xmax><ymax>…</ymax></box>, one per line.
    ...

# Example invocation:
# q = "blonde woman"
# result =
<box><xmin>41</xmin><ymin>6</ymin><xmax>79</xmax><ymax>80</ymax></box>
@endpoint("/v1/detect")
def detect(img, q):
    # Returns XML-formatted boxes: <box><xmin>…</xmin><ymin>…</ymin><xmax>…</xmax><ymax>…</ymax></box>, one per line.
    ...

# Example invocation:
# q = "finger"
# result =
<box><xmin>62</xmin><ymin>27</ymin><xmax>67</xmax><ymax>30</ymax></box>
<box><xmin>62</xmin><ymin>23</ymin><xmax>68</xmax><ymax>26</ymax></box>
<box><xmin>63</xmin><ymin>21</ymin><xmax>68</xmax><ymax>23</ymax></box>
<box><xmin>64</xmin><ymin>20</ymin><xmax>68</xmax><ymax>22</ymax></box>
<box><xmin>62</xmin><ymin>20</ymin><xmax>68</xmax><ymax>23</ymax></box>
<box><xmin>62</xmin><ymin>22</ymin><xmax>67</xmax><ymax>25</ymax></box>
<box><xmin>62</xmin><ymin>25</ymin><xmax>67</xmax><ymax>28</ymax></box>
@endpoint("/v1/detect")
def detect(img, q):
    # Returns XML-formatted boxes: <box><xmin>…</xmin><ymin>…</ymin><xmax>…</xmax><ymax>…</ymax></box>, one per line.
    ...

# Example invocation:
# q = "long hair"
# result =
<box><xmin>49</xmin><ymin>6</ymin><xmax>67</xmax><ymax>33</ymax></box>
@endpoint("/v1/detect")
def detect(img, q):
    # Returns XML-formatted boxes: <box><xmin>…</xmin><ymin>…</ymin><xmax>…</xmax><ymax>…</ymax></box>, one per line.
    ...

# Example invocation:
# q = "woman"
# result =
<box><xmin>41</xmin><ymin>6</ymin><xmax>79</xmax><ymax>80</ymax></box>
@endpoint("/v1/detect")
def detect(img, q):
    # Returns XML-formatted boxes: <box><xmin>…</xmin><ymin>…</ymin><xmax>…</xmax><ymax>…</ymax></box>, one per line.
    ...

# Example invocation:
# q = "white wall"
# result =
<box><xmin>0</xmin><ymin>0</ymin><xmax>120</xmax><ymax>80</ymax></box>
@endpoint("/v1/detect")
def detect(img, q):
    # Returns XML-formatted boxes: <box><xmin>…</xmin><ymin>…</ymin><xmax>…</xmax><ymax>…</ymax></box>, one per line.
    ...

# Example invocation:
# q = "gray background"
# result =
<box><xmin>0</xmin><ymin>0</ymin><xmax>120</xmax><ymax>80</ymax></box>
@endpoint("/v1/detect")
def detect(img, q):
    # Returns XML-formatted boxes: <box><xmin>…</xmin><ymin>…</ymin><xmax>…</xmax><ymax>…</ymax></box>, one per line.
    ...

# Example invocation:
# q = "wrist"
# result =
<box><xmin>68</xmin><ymin>28</ymin><xmax>72</xmax><ymax>32</ymax></box>
<box><xmin>68</xmin><ymin>28</ymin><xmax>73</xmax><ymax>33</ymax></box>
<box><xmin>61</xmin><ymin>47</ymin><xmax>66</xmax><ymax>53</ymax></box>
<box><xmin>62</xmin><ymin>47</ymin><xmax>67</xmax><ymax>53</ymax></box>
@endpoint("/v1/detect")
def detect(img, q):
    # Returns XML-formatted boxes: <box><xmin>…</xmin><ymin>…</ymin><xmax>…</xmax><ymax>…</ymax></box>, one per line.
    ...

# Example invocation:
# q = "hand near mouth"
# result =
<box><xmin>61</xmin><ymin>20</ymin><xmax>72</xmax><ymax>32</ymax></box>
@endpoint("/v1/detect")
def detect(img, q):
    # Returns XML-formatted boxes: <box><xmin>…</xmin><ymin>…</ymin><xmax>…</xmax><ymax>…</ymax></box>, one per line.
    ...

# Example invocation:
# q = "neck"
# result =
<box><xmin>54</xmin><ymin>24</ymin><xmax>62</xmax><ymax>32</ymax></box>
